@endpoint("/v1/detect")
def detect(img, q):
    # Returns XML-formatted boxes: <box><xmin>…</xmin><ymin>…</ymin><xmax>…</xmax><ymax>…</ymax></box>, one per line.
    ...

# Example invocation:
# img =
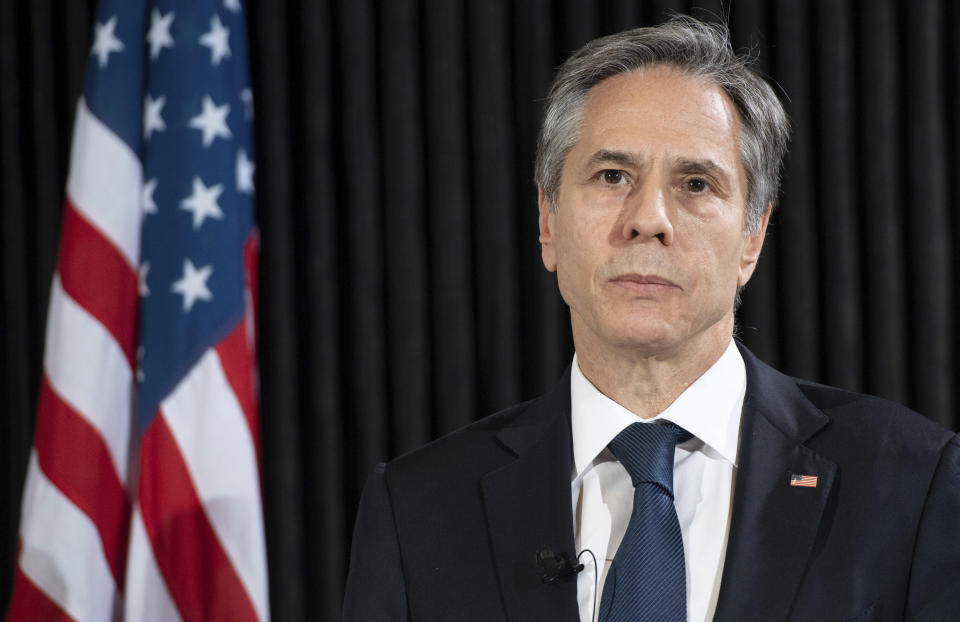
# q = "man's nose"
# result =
<box><xmin>617</xmin><ymin>182</ymin><xmax>674</xmax><ymax>245</ymax></box>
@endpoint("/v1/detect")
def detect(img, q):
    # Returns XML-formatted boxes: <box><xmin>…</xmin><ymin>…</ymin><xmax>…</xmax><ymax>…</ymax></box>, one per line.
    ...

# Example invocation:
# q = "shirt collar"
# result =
<box><xmin>570</xmin><ymin>339</ymin><xmax>746</xmax><ymax>478</ymax></box>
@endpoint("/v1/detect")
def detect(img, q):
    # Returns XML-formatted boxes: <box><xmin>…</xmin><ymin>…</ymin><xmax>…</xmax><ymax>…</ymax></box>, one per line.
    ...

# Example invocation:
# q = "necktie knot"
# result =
<box><xmin>608</xmin><ymin>422</ymin><xmax>690</xmax><ymax>497</ymax></box>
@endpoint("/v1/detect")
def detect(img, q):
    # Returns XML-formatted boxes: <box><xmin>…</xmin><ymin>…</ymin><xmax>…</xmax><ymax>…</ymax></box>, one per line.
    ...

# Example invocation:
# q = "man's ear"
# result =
<box><xmin>538</xmin><ymin>184</ymin><xmax>558</xmax><ymax>272</ymax></box>
<box><xmin>737</xmin><ymin>205</ymin><xmax>771</xmax><ymax>287</ymax></box>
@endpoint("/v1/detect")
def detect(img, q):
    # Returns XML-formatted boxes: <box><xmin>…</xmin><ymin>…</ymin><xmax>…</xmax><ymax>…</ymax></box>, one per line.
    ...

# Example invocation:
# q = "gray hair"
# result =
<box><xmin>534</xmin><ymin>16</ymin><xmax>790</xmax><ymax>232</ymax></box>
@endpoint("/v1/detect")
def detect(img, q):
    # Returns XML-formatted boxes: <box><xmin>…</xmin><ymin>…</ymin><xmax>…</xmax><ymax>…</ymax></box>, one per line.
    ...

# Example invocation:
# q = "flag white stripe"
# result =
<box><xmin>45</xmin><ymin>275</ymin><xmax>132</xmax><ymax>485</ymax></box>
<box><xmin>19</xmin><ymin>451</ymin><xmax>119</xmax><ymax>622</ymax></box>
<box><xmin>66</xmin><ymin>98</ymin><xmax>142</xmax><ymax>270</ymax></box>
<box><xmin>161</xmin><ymin>348</ymin><xmax>269</xmax><ymax>622</ymax></box>
<box><xmin>123</xmin><ymin>507</ymin><xmax>183</xmax><ymax>622</ymax></box>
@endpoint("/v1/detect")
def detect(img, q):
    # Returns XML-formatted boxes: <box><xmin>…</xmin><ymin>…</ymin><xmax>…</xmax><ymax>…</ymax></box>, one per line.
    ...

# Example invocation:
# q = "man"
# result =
<box><xmin>343</xmin><ymin>16</ymin><xmax>960</xmax><ymax>622</ymax></box>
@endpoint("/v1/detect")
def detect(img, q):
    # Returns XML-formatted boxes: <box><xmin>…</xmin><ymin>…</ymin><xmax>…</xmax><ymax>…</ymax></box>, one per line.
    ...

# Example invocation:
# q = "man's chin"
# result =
<box><xmin>606</xmin><ymin>325</ymin><xmax>689</xmax><ymax>357</ymax></box>
<box><xmin>570</xmin><ymin>310</ymin><xmax>719</xmax><ymax>358</ymax></box>
<box><xmin>605</xmin><ymin>318</ymin><xmax>732</xmax><ymax>359</ymax></box>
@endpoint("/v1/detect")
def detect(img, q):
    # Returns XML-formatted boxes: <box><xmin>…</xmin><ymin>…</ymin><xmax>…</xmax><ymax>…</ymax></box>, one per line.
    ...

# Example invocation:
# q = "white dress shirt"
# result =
<box><xmin>570</xmin><ymin>340</ymin><xmax>746</xmax><ymax>622</ymax></box>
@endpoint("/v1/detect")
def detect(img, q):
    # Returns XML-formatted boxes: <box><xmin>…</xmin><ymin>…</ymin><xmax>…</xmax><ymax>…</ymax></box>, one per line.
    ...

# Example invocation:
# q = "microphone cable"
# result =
<box><xmin>577</xmin><ymin>548</ymin><xmax>598</xmax><ymax>622</ymax></box>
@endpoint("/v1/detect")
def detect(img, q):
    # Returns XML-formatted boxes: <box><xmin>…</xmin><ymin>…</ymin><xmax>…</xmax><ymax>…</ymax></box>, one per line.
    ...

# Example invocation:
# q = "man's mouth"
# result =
<box><xmin>608</xmin><ymin>274</ymin><xmax>681</xmax><ymax>294</ymax></box>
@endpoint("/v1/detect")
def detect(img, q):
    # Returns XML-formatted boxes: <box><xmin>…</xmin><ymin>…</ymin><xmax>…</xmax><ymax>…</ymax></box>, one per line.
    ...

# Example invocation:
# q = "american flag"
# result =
<box><xmin>6</xmin><ymin>0</ymin><xmax>268</xmax><ymax>620</ymax></box>
<box><xmin>790</xmin><ymin>474</ymin><xmax>818</xmax><ymax>488</ymax></box>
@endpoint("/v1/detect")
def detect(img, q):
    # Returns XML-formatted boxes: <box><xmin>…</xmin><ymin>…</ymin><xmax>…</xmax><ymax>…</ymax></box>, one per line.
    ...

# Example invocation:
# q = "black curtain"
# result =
<box><xmin>2</xmin><ymin>1</ymin><xmax>959</xmax><ymax>618</ymax></box>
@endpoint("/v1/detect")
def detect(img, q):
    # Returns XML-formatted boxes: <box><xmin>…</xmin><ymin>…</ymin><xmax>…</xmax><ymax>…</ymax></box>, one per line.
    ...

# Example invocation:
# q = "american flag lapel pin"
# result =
<box><xmin>790</xmin><ymin>473</ymin><xmax>818</xmax><ymax>488</ymax></box>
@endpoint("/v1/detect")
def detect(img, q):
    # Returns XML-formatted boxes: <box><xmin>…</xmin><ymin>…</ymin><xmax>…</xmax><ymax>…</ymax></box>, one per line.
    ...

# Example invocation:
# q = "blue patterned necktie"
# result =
<box><xmin>598</xmin><ymin>422</ymin><xmax>692</xmax><ymax>622</ymax></box>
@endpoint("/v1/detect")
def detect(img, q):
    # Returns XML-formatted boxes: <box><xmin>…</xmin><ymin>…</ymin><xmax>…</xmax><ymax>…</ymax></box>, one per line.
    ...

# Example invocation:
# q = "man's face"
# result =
<box><xmin>538</xmin><ymin>66</ymin><xmax>769</xmax><ymax>360</ymax></box>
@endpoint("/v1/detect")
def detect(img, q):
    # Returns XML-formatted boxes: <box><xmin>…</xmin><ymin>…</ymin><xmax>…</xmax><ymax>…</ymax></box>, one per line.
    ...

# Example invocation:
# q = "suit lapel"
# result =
<box><xmin>481</xmin><ymin>368</ymin><xmax>580</xmax><ymax>622</ymax></box>
<box><xmin>479</xmin><ymin>347</ymin><xmax>837</xmax><ymax>621</ymax></box>
<box><xmin>713</xmin><ymin>345</ymin><xmax>838</xmax><ymax>621</ymax></box>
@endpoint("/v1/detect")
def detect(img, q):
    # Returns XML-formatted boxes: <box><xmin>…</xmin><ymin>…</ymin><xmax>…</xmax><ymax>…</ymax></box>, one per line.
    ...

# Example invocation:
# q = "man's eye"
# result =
<box><xmin>685</xmin><ymin>178</ymin><xmax>708</xmax><ymax>193</ymax></box>
<box><xmin>601</xmin><ymin>170</ymin><xmax>624</xmax><ymax>184</ymax></box>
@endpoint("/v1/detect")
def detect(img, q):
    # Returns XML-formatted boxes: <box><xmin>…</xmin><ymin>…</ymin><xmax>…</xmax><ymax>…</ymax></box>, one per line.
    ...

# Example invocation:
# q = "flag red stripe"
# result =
<box><xmin>34</xmin><ymin>377</ymin><xmax>131</xmax><ymax>585</ymax></box>
<box><xmin>57</xmin><ymin>200</ymin><xmax>138</xmax><ymax>368</ymax></box>
<box><xmin>214</xmin><ymin>322</ymin><xmax>259</xmax><ymax>456</ymax></box>
<box><xmin>137</xmin><ymin>414</ymin><xmax>259</xmax><ymax>622</ymax></box>
<box><xmin>5</xmin><ymin>564</ymin><xmax>76</xmax><ymax>622</ymax></box>
<box><xmin>215</xmin><ymin>231</ymin><xmax>260</xmax><ymax>455</ymax></box>
<box><xmin>244</xmin><ymin>231</ymin><xmax>259</xmax><ymax>337</ymax></box>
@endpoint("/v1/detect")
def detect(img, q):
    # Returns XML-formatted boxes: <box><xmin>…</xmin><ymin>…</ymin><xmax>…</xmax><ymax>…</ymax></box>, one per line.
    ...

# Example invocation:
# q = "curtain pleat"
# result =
<box><xmin>0</xmin><ymin>1</ymin><xmax>33</xmax><ymax>604</ymax></box>
<box><xmin>292</xmin><ymin>1</ymin><xmax>348</xmax><ymax>616</ymax></box>
<box><xmin>380</xmin><ymin>0</ymin><xmax>433</xmax><ymax>456</ymax></box>
<box><xmin>468</xmin><ymin>0</ymin><xmax>523</xmax><ymax>414</ymax></box>
<box><xmin>247</xmin><ymin>1</ymin><xmax>307</xmax><ymax>619</ymax></box>
<box><xmin>423</xmin><ymin>0</ymin><xmax>478</xmax><ymax>436</ymax></box>
<box><xmin>557</xmin><ymin>0</ymin><xmax>598</xmax><ymax>52</ymax></box>
<box><xmin>60</xmin><ymin>2</ymin><xmax>92</xmax><ymax>115</ymax></box>
<box><xmin>948</xmin><ymin>0</ymin><xmax>960</xmax><ymax>418</ymax></box>
<box><xmin>856</xmin><ymin>0</ymin><xmax>908</xmax><ymax>404</ymax></box>
<box><xmin>511</xmin><ymin>0</ymin><xmax>571</xmax><ymax>393</ymax></box>
<box><xmin>601</xmin><ymin>0</ymin><xmax>641</xmax><ymax>32</ymax></box>
<box><xmin>902</xmin><ymin>0</ymin><xmax>952</xmax><ymax>423</ymax></box>
<box><xmin>814</xmin><ymin>1</ymin><xmax>862</xmax><ymax>391</ymax></box>
<box><xmin>336</xmin><ymin>0</ymin><xmax>388</xmax><ymax>493</ymax></box>
<box><xmin>771</xmin><ymin>2</ymin><xmax>820</xmax><ymax>380</ymax></box>
<box><xmin>27</xmin><ymin>3</ymin><xmax>64</xmax><ymax>301</ymax></box>
<box><xmin>3</xmin><ymin>1</ymin><xmax>960</xmax><ymax>617</ymax></box>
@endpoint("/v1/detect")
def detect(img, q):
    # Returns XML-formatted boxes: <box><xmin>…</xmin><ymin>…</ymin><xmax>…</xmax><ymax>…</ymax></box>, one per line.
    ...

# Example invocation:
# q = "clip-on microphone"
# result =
<box><xmin>535</xmin><ymin>545</ymin><xmax>584</xmax><ymax>584</ymax></box>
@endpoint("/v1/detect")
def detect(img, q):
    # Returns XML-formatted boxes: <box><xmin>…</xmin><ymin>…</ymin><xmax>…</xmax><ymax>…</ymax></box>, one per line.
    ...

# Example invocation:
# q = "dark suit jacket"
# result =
<box><xmin>343</xmin><ymin>344</ymin><xmax>960</xmax><ymax>621</ymax></box>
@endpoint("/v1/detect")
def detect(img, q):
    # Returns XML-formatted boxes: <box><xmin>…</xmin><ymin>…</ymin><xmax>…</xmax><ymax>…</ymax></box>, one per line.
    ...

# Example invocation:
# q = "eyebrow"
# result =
<box><xmin>585</xmin><ymin>149</ymin><xmax>642</xmax><ymax>170</ymax></box>
<box><xmin>672</xmin><ymin>157</ymin><xmax>731</xmax><ymax>182</ymax></box>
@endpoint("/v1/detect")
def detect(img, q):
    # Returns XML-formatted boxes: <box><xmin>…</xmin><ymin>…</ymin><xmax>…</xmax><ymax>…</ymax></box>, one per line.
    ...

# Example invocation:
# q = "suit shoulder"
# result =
<box><xmin>795</xmin><ymin>377</ymin><xmax>954</xmax><ymax>454</ymax></box>
<box><xmin>383</xmin><ymin>397</ymin><xmax>538</xmax><ymax>483</ymax></box>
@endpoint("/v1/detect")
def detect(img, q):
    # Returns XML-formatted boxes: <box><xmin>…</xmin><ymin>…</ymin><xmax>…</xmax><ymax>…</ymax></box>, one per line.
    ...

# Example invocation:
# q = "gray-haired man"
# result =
<box><xmin>344</xmin><ymin>16</ymin><xmax>960</xmax><ymax>622</ymax></box>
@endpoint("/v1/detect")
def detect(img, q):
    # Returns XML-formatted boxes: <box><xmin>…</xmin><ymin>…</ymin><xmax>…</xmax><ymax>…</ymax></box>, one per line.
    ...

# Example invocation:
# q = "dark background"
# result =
<box><xmin>2</xmin><ymin>0</ymin><xmax>959</xmax><ymax>618</ymax></box>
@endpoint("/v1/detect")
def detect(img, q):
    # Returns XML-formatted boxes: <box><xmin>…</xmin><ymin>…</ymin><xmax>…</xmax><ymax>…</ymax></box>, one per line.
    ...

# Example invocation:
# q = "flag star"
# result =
<box><xmin>142</xmin><ymin>178</ymin><xmax>158</xmax><ymax>215</ymax></box>
<box><xmin>224</xmin><ymin>0</ymin><xmax>242</xmax><ymax>13</ymax></box>
<box><xmin>143</xmin><ymin>94</ymin><xmax>166</xmax><ymax>139</ymax></box>
<box><xmin>188</xmin><ymin>95</ymin><xmax>231</xmax><ymax>147</ymax></box>
<box><xmin>139</xmin><ymin>261</ymin><xmax>151</xmax><ymax>297</ymax></box>
<box><xmin>91</xmin><ymin>16</ymin><xmax>125</xmax><ymax>68</ymax></box>
<box><xmin>236</xmin><ymin>149</ymin><xmax>255</xmax><ymax>193</ymax></box>
<box><xmin>180</xmin><ymin>176</ymin><xmax>224</xmax><ymax>229</ymax></box>
<box><xmin>199</xmin><ymin>14</ymin><xmax>231</xmax><ymax>66</ymax></box>
<box><xmin>171</xmin><ymin>259</ymin><xmax>214</xmax><ymax>312</ymax></box>
<box><xmin>147</xmin><ymin>9</ymin><xmax>175</xmax><ymax>60</ymax></box>
<box><xmin>240</xmin><ymin>88</ymin><xmax>254</xmax><ymax>119</ymax></box>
